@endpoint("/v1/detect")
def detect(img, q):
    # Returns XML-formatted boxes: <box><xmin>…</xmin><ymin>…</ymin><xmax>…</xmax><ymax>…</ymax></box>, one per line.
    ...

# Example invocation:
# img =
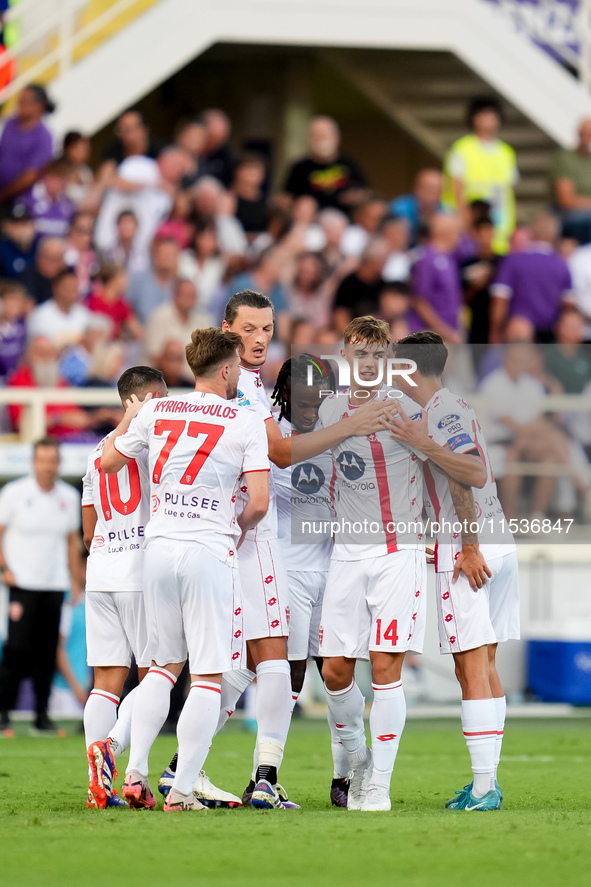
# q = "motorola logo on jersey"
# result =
<box><xmin>292</xmin><ymin>463</ymin><xmax>325</xmax><ymax>494</ymax></box>
<box><xmin>337</xmin><ymin>451</ymin><xmax>366</xmax><ymax>481</ymax></box>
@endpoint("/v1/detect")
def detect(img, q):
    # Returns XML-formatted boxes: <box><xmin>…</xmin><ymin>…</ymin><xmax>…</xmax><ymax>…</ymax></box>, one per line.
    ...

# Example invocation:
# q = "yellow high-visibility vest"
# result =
<box><xmin>443</xmin><ymin>134</ymin><xmax>517</xmax><ymax>253</ymax></box>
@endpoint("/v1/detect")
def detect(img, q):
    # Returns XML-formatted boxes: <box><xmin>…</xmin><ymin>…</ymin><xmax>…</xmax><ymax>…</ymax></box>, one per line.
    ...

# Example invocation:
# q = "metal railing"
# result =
<box><xmin>0</xmin><ymin>0</ymin><xmax>159</xmax><ymax>106</ymax></box>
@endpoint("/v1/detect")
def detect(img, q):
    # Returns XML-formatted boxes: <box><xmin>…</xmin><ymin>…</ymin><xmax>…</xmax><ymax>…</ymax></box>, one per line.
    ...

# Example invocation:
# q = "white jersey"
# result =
<box><xmin>319</xmin><ymin>387</ymin><xmax>426</xmax><ymax>561</ymax></box>
<box><xmin>273</xmin><ymin>416</ymin><xmax>334</xmax><ymax>572</ymax></box>
<box><xmin>82</xmin><ymin>435</ymin><xmax>150</xmax><ymax>592</ymax></box>
<box><xmin>423</xmin><ymin>387</ymin><xmax>516</xmax><ymax>572</ymax></box>
<box><xmin>114</xmin><ymin>391</ymin><xmax>270</xmax><ymax>565</ymax></box>
<box><xmin>235</xmin><ymin>365</ymin><xmax>277</xmax><ymax>540</ymax></box>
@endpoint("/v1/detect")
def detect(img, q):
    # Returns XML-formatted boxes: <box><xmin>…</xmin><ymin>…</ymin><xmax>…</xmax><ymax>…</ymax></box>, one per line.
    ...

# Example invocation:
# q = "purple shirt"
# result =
<box><xmin>409</xmin><ymin>246</ymin><xmax>462</xmax><ymax>331</ymax></box>
<box><xmin>492</xmin><ymin>244</ymin><xmax>571</xmax><ymax>331</ymax></box>
<box><xmin>21</xmin><ymin>181</ymin><xmax>76</xmax><ymax>239</ymax></box>
<box><xmin>0</xmin><ymin>117</ymin><xmax>53</xmax><ymax>194</ymax></box>
<box><xmin>0</xmin><ymin>317</ymin><xmax>27</xmax><ymax>378</ymax></box>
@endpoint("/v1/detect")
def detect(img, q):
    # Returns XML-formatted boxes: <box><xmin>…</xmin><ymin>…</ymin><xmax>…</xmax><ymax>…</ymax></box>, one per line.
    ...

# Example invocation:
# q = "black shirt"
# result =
<box><xmin>18</xmin><ymin>266</ymin><xmax>54</xmax><ymax>305</ymax></box>
<box><xmin>461</xmin><ymin>254</ymin><xmax>502</xmax><ymax>345</ymax></box>
<box><xmin>235</xmin><ymin>195</ymin><xmax>267</xmax><ymax>234</ymax></box>
<box><xmin>202</xmin><ymin>144</ymin><xmax>235</xmax><ymax>188</ymax></box>
<box><xmin>334</xmin><ymin>272</ymin><xmax>383</xmax><ymax>318</ymax></box>
<box><xmin>284</xmin><ymin>155</ymin><xmax>367</xmax><ymax>210</ymax></box>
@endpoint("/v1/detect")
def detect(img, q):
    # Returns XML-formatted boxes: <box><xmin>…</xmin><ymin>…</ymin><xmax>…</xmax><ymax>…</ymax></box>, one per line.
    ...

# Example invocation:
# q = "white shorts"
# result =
<box><xmin>237</xmin><ymin>536</ymin><xmax>290</xmax><ymax>641</ymax></box>
<box><xmin>437</xmin><ymin>551</ymin><xmax>520</xmax><ymax>654</ymax></box>
<box><xmin>143</xmin><ymin>537</ymin><xmax>245</xmax><ymax>674</ymax></box>
<box><xmin>86</xmin><ymin>590</ymin><xmax>150</xmax><ymax>668</ymax></box>
<box><xmin>287</xmin><ymin>570</ymin><xmax>327</xmax><ymax>661</ymax></box>
<box><xmin>319</xmin><ymin>549</ymin><xmax>426</xmax><ymax>660</ymax></box>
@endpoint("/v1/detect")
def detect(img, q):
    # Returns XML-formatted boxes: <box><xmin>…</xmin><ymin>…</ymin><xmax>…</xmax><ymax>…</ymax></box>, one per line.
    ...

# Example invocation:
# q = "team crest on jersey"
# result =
<box><xmin>292</xmin><ymin>463</ymin><xmax>325</xmax><ymax>494</ymax></box>
<box><xmin>236</xmin><ymin>388</ymin><xmax>251</xmax><ymax>406</ymax></box>
<box><xmin>92</xmin><ymin>535</ymin><xmax>105</xmax><ymax>550</ymax></box>
<box><xmin>337</xmin><ymin>451</ymin><xmax>366</xmax><ymax>481</ymax></box>
<box><xmin>151</xmin><ymin>494</ymin><xmax>161</xmax><ymax>514</ymax></box>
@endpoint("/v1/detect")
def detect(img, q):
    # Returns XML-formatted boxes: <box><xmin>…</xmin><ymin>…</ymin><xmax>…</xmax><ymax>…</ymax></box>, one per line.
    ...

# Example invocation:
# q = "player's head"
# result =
<box><xmin>185</xmin><ymin>327</ymin><xmax>243</xmax><ymax>399</ymax></box>
<box><xmin>222</xmin><ymin>290</ymin><xmax>274</xmax><ymax>369</ymax></box>
<box><xmin>393</xmin><ymin>331</ymin><xmax>448</xmax><ymax>398</ymax></box>
<box><xmin>117</xmin><ymin>366</ymin><xmax>168</xmax><ymax>408</ymax></box>
<box><xmin>272</xmin><ymin>354</ymin><xmax>335</xmax><ymax>432</ymax></box>
<box><xmin>342</xmin><ymin>315</ymin><xmax>391</xmax><ymax>394</ymax></box>
<box><xmin>32</xmin><ymin>437</ymin><xmax>60</xmax><ymax>488</ymax></box>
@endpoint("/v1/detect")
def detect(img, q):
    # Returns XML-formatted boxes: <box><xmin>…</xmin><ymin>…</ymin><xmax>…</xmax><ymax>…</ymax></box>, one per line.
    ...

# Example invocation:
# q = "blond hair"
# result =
<box><xmin>343</xmin><ymin>315</ymin><xmax>391</xmax><ymax>346</ymax></box>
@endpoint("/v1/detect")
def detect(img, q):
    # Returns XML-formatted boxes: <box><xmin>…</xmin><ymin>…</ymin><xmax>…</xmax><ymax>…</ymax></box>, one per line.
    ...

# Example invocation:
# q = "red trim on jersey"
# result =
<box><xmin>82</xmin><ymin>503</ymin><xmax>95</xmax><ymax>508</ymax></box>
<box><xmin>89</xmin><ymin>690</ymin><xmax>119</xmax><ymax>704</ymax></box>
<box><xmin>190</xmin><ymin>683</ymin><xmax>222</xmax><ymax>694</ymax></box>
<box><xmin>242</xmin><ymin>468</ymin><xmax>271</xmax><ymax>474</ymax></box>
<box><xmin>368</xmin><ymin>437</ymin><xmax>397</xmax><ymax>553</ymax></box>
<box><xmin>150</xmin><ymin>668</ymin><xmax>176</xmax><ymax>685</ymax></box>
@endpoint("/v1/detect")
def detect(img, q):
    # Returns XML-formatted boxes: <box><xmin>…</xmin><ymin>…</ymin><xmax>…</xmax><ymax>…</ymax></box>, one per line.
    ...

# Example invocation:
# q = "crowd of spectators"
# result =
<box><xmin>0</xmin><ymin>85</ymin><xmax>590</xmax><ymax>483</ymax></box>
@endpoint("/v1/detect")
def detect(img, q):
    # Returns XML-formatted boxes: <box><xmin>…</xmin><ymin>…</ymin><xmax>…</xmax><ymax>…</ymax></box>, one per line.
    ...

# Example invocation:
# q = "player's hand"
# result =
<box><xmin>346</xmin><ymin>399</ymin><xmax>397</xmax><ymax>437</ymax></box>
<box><xmin>453</xmin><ymin>544</ymin><xmax>492</xmax><ymax>591</ymax></box>
<box><xmin>124</xmin><ymin>392</ymin><xmax>152</xmax><ymax>419</ymax></box>
<box><xmin>426</xmin><ymin>547</ymin><xmax>435</xmax><ymax>565</ymax></box>
<box><xmin>387</xmin><ymin>404</ymin><xmax>431</xmax><ymax>452</ymax></box>
<box><xmin>236</xmin><ymin>529</ymin><xmax>247</xmax><ymax>550</ymax></box>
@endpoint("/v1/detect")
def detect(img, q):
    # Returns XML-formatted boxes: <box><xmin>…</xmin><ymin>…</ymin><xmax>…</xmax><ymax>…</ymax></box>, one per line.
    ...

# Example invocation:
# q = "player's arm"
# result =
<box><xmin>237</xmin><ymin>470</ymin><xmax>270</xmax><ymax>546</ymax></box>
<box><xmin>82</xmin><ymin>506</ymin><xmax>98</xmax><ymax>552</ymax></box>
<box><xmin>0</xmin><ymin>525</ymin><xmax>17</xmax><ymax>588</ymax></box>
<box><xmin>446</xmin><ymin>476</ymin><xmax>492</xmax><ymax>591</ymax></box>
<box><xmin>387</xmin><ymin>406</ymin><xmax>487</xmax><ymax>488</ymax></box>
<box><xmin>101</xmin><ymin>393</ymin><xmax>151</xmax><ymax>474</ymax></box>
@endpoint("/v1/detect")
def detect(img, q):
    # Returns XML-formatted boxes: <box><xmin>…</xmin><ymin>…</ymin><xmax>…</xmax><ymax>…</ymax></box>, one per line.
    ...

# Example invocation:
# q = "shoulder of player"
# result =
<box><xmin>390</xmin><ymin>389</ymin><xmax>423</xmax><ymax>420</ymax></box>
<box><xmin>318</xmin><ymin>392</ymin><xmax>344</xmax><ymax>420</ymax></box>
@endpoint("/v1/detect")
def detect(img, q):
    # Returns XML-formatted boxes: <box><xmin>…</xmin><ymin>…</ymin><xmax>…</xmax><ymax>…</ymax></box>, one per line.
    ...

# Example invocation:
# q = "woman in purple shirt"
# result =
<box><xmin>0</xmin><ymin>84</ymin><xmax>55</xmax><ymax>205</ymax></box>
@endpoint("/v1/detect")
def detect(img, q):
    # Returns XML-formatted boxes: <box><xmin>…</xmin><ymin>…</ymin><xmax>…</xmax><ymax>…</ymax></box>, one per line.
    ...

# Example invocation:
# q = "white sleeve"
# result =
<box><xmin>427</xmin><ymin>406</ymin><xmax>478</xmax><ymax>455</ymax></box>
<box><xmin>113</xmin><ymin>409</ymin><xmax>150</xmax><ymax>460</ymax></box>
<box><xmin>242</xmin><ymin>414</ymin><xmax>271</xmax><ymax>473</ymax></box>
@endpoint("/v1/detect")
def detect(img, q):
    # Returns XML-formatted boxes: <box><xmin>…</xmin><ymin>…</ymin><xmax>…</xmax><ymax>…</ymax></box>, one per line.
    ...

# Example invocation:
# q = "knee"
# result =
<box><xmin>322</xmin><ymin>659</ymin><xmax>351</xmax><ymax>691</ymax></box>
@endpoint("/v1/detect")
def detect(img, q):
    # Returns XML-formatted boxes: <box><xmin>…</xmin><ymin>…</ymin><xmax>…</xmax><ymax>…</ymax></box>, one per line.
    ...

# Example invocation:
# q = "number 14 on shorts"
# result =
<box><xmin>375</xmin><ymin>619</ymin><xmax>398</xmax><ymax>646</ymax></box>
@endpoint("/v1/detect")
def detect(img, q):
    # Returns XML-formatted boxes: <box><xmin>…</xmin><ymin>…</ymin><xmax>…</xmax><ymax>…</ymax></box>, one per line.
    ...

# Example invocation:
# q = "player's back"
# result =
<box><xmin>83</xmin><ymin>435</ymin><xmax>150</xmax><ymax>592</ymax></box>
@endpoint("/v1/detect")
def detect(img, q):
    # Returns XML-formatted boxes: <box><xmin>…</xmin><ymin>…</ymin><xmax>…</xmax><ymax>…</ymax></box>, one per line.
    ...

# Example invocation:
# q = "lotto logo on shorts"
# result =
<box><xmin>268</xmin><ymin>597</ymin><xmax>277</xmax><ymax>607</ymax></box>
<box><xmin>415</xmin><ymin>589</ymin><xmax>420</xmax><ymax>597</ymax></box>
<box><xmin>445</xmin><ymin>614</ymin><xmax>453</xmax><ymax>622</ymax></box>
<box><xmin>234</xmin><ymin>630</ymin><xmax>242</xmax><ymax>638</ymax></box>
<box><xmin>376</xmin><ymin>734</ymin><xmax>397</xmax><ymax>742</ymax></box>
<box><xmin>449</xmin><ymin>636</ymin><xmax>457</xmax><ymax>644</ymax></box>
<box><xmin>240</xmin><ymin>486</ymin><xmax>247</xmax><ymax>493</ymax></box>
<box><xmin>319</xmin><ymin>626</ymin><xmax>324</xmax><ymax>644</ymax></box>
<box><xmin>271</xmin><ymin>620</ymin><xmax>280</xmax><ymax>628</ymax></box>
<box><xmin>234</xmin><ymin>607</ymin><xmax>241</xmax><ymax>616</ymax></box>
<box><xmin>232</xmin><ymin>652</ymin><xmax>240</xmax><ymax>660</ymax></box>
<box><xmin>442</xmin><ymin>592</ymin><xmax>450</xmax><ymax>600</ymax></box>
<box><xmin>265</xmin><ymin>575</ymin><xmax>274</xmax><ymax>585</ymax></box>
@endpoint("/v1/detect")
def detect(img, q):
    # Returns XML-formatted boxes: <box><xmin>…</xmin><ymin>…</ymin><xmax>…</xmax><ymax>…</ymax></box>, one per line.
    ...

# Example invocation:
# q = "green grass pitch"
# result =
<box><xmin>0</xmin><ymin>716</ymin><xmax>589</xmax><ymax>887</ymax></box>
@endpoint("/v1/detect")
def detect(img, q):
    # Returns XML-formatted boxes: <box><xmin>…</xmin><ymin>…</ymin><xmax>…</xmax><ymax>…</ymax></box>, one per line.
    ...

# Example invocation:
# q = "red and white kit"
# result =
<box><xmin>273</xmin><ymin>416</ymin><xmax>334</xmax><ymax>660</ymax></box>
<box><xmin>235</xmin><ymin>366</ymin><xmax>290</xmax><ymax>641</ymax></box>
<box><xmin>82</xmin><ymin>436</ymin><xmax>151</xmax><ymax>668</ymax></box>
<box><xmin>318</xmin><ymin>387</ymin><xmax>427</xmax><ymax>660</ymax></box>
<box><xmin>423</xmin><ymin>387</ymin><xmax>520</xmax><ymax>654</ymax></box>
<box><xmin>114</xmin><ymin>391</ymin><xmax>270</xmax><ymax>673</ymax></box>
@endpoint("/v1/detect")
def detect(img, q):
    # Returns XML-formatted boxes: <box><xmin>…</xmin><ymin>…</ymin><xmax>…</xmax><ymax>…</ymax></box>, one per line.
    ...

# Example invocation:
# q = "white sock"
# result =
<box><xmin>461</xmin><ymin>698</ymin><xmax>498</xmax><ymax>798</ymax></box>
<box><xmin>216</xmin><ymin>668</ymin><xmax>255</xmax><ymax>735</ymax></box>
<box><xmin>107</xmin><ymin>685</ymin><xmax>140</xmax><ymax>760</ymax></box>
<box><xmin>126</xmin><ymin>667</ymin><xmax>176</xmax><ymax>777</ymax></box>
<box><xmin>84</xmin><ymin>689</ymin><xmax>119</xmax><ymax>748</ymax></box>
<box><xmin>369</xmin><ymin>681</ymin><xmax>406</xmax><ymax>789</ymax></box>
<box><xmin>172</xmin><ymin>681</ymin><xmax>221</xmax><ymax>796</ymax></box>
<box><xmin>327</xmin><ymin>703</ymin><xmax>349</xmax><ymax>779</ymax></box>
<box><xmin>324</xmin><ymin>680</ymin><xmax>367</xmax><ymax>766</ymax></box>
<box><xmin>494</xmin><ymin>695</ymin><xmax>506</xmax><ymax>779</ymax></box>
<box><xmin>250</xmin><ymin>687</ymin><xmax>299</xmax><ymax>781</ymax></box>
<box><xmin>255</xmin><ymin>659</ymin><xmax>292</xmax><ymax>772</ymax></box>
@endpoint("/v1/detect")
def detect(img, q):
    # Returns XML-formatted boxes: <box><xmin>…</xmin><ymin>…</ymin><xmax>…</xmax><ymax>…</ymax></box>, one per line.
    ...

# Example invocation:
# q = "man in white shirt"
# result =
<box><xmin>101</xmin><ymin>327</ymin><xmax>270</xmax><ymax>812</ymax></box>
<box><xmin>0</xmin><ymin>438</ymin><xmax>81</xmax><ymax>734</ymax></box>
<box><xmin>27</xmin><ymin>267</ymin><xmax>91</xmax><ymax>352</ymax></box>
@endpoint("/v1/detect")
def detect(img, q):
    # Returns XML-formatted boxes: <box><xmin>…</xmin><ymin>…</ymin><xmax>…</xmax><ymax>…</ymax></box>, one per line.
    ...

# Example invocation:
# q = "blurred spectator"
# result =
<box><xmin>551</xmin><ymin>118</ymin><xmax>591</xmax><ymax>245</ymax></box>
<box><xmin>461</xmin><ymin>216</ymin><xmax>502</xmax><ymax>344</ymax></box>
<box><xmin>443</xmin><ymin>96</ymin><xmax>517</xmax><ymax>253</ymax></box>
<box><xmin>154</xmin><ymin>339</ymin><xmax>194</xmax><ymax>389</ymax></box>
<box><xmin>232</xmin><ymin>153</ymin><xmax>268</xmax><ymax>236</ymax></box>
<box><xmin>0</xmin><ymin>203</ymin><xmax>36</xmax><ymax>277</ymax></box>
<box><xmin>192</xmin><ymin>177</ymin><xmax>247</xmax><ymax>256</ymax></box>
<box><xmin>0</xmin><ymin>85</ymin><xmax>55</xmax><ymax>205</ymax></box>
<box><xmin>174</xmin><ymin>118</ymin><xmax>207</xmax><ymax>190</ymax></box>
<box><xmin>178</xmin><ymin>221</ymin><xmax>226</xmax><ymax>319</ymax></box>
<box><xmin>21</xmin><ymin>158</ymin><xmax>76</xmax><ymax>239</ymax></box>
<box><xmin>201</xmin><ymin>109</ymin><xmax>235</xmax><ymax>187</ymax></box>
<box><xmin>340</xmin><ymin>196</ymin><xmax>387</xmax><ymax>258</ymax></box>
<box><xmin>95</xmin><ymin>146</ymin><xmax>190</xmax><ymax>269</ymax></box>
<box><xmin>291</xmin><ymin>318</ymin><xmax>317</xmax><ymax>344</ymax></box>
<box><xmin>286</xmin><ymin>252</ymin><xmax>331</xmax><ymax>329</ymax></box>
<box><xmin>61</xmin><ymin>131</ymin><xmax>93</xmax><ymax>207</ymax></box>
<box><xmin>18</xmin><ymin>236</ymin><xmax>66</xmax><ymax>304</ymax></box>
<box><xmin>59</xmin><ymin>315</ymin><xmax>123</xmax><ymax>388</ymax></box>
<box><xmin>86</xmin><ymin>263</ymin><xmax>143</xmax><ymax>341</ymax></box>
<box><xmin>389</xmin><ymin>169</ymin><xmax>443</xmax><ymax>246</ymax></box>
<box><xmin>0</xmin><ymin>279</ymin><xmax>28</xmax><ymax>380</ymax></box>
<box><xmin>145</xmin><ymin>278</ymin><xmax>213</xmax><ymax>380</ymax></box>
<box><xmin>283</xmin><ymin>115</ymin><xmax>367</xmax><ymax>211</ymax></box>
<box><xmin>156</xmin><ymin>190</ymin><xmax>192</xmax><ymax>249</ymax></box>
<box><xmin>490</xmin><ymin>213</ymin><xmax>573</xmax><ymax>343</ymax></box>
<box><xmin>64</xmin><ymin>211</ymin><xmax>98</xmax><ymax>298</ymax></box>
<box><xmin>381</xmin><ymin>215</ymin><xmax>411</xmax><ymax>283</ymax></box>
<box><xmin>479</xmin><ymin>344</ymin><xmax>576</xmax><ymax>519</ymax></box>
<box><xmin>333</xmin><ymin>238</ymin><xmax>389</xmax><ymax>334</ymax></box>
<box><xmin>228</xmin><ymin>247</ymin><xmax>288</xmax><ymax>315</ymax></box>
<box><xmin>567</xmin><ymin>237</ymin><xmax>591</xmax><ymax>342</ymax></box>
<box><xmin>317</xmin><ymin>207</ymin><xmax>349</xmax><ymax>272</ymax></box>
<box><xmin>99</xmin><ymin>107</ymin><xmax>164</xmax><ymax>175</ymax></box>
<box><xmin>545</xmin><ymin>310</ymin><xmax>591</xmax><ymax>394</ymax></box>
<box><xmin>126</xmin><ymin>236</ymin><xmax>178</xmax><ymax>323</ymax></box>
<box><xmin>409</xmin><ymin>213</ymin><xmax>464</xmax><ymax>343</ymax></box>
<box><xmin>28</xmin><ymin>268</ymin><xmax>91</xmax><ymax>350</ymax></box>
<box><xmin>378</xmin><ymin>281</ymin><xmax>411</xmax><ymax>341</ymax></box>
<box><xmin>97</xmin><ymin>209</ymin><xmax>139</xmax><ymax>272</ymax></box>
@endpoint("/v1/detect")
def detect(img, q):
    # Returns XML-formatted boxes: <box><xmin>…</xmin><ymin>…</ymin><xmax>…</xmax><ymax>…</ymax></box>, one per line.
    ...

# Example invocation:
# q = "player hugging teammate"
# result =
<box><xmin>82</xmin><ymin>298</ymin><xmax>518</xmax><ymax>814</ymax></box>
